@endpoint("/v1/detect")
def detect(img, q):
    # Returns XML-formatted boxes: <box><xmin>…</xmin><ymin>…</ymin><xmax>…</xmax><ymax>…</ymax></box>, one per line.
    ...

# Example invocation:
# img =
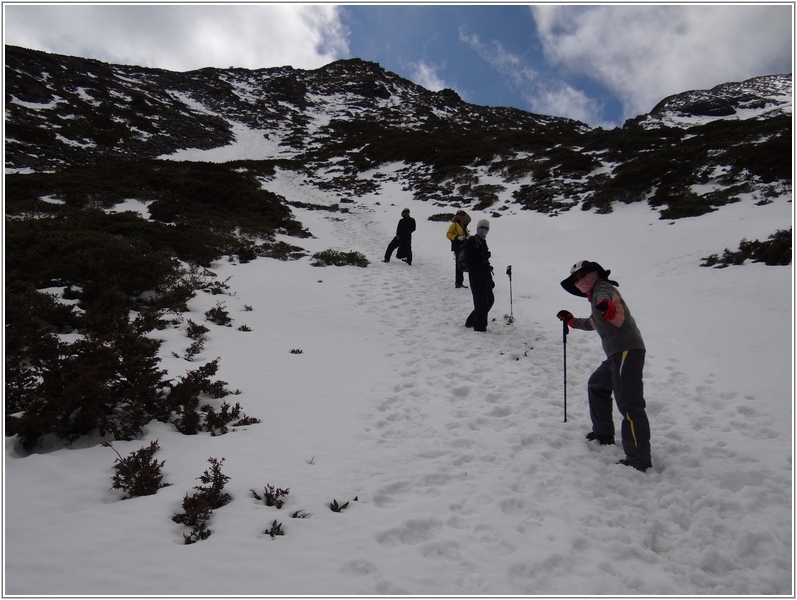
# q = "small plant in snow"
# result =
<box><xmin>172</xmin><ymin>457</ymin><xmax>231</xmax><ymax>544</ymax></box>
<box><xmin>237</xmin><ymin>324</ymin><xmax>252</xmax><ymax>332</ymax></box>
<box><xmin>266</xmin><ymin>520</ymin><xmax>285</xmax><ymax>538</ymax></box>
<box><xmin>184</xmin><ymin>521</ymin><xmax>212</xmax><ymax>544</ymax></box>
<box><xmin>205</xmin><ymin>301</ymin><xmax>233</xmax><ymax>326</ymax></box>
<box><xmin>201</xmin><ymin>401</ymin><xmax>260</xmax><ymax>435</ymax></box>
<box><xmin>259</xmin><ymin>484</ymin><xmax>290</xmax><ymax>508</ymax></box>
<box><xmin>104</xmin><ymin>440</ymin><xmax>171</xmax><ymax>499</ymax></box>
<box><xmin>290</xmin><ymin>348</ymin><xmax>303</xmax><ymax>354</ymax></box>
<box><xmin>184</xmin><ymin>339</ymin><xmax>205</xmax><ymax>361</ymax></box>
<box><xmin>173</xmin><ymin>493</ymin><xmax>213</xmax><ymax>525</ymax></box>
<box><xmin>291</xmin><ymin>510</ymin><xmax>310</xmax><ymax>519</ymax></box>
<box><xmin>329</xmin><ymin>499</ymin><xmax>349</xmax><ymax>512</ymax></box>
<box><xmin>194</xmin><ymin>457</ymin><xmax>232</xmax><ymax>508</ymax></box>
<box><xmin>185</xmin><ymin>319</ymin><xmax>210</xmax><ymax>340</ymax></box>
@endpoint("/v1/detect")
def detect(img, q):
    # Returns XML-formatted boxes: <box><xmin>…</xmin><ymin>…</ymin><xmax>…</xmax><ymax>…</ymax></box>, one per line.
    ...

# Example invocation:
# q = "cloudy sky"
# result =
<box><xmin>3</xmin><ymin>3</ymin><xmax>793</xmax><ymax>128</ymax></box>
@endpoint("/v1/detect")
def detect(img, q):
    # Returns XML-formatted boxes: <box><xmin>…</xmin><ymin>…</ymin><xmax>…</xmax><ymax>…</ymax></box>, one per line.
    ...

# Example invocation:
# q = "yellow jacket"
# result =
<box><xmin>446</xmin><ymin>221</ymin><xmax>469</xmax><ymax>242</ymax></box>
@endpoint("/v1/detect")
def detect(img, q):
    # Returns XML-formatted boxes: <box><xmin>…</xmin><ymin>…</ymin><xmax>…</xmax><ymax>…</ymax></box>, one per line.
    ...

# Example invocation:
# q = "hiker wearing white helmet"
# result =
<box><xmin>462</xmin><ymin>219</ymin><xmax>494</xmax><ymax>332</ymax></box>
<box><xmin>557</xmin><ymin>260</ymin><xmax>652</xmax><ymax>472</ymax></box>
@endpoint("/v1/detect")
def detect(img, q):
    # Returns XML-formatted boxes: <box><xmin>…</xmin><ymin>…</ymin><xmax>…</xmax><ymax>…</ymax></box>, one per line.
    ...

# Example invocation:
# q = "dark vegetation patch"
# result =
<box><xmin>580</xmin><ymin>116</ymin><xmax>791</xmax><ymax>217</ymax></box>
<box><xmin>5</xmin><ymin>160</ymin><xmax>309</xmax><ymax>450</ymax></box>
<box><xmin>310</xmin><ymin>249</ymin><xmax>369</xmax><ymax>267</ymax></box>
<box><xmin>700</xmin><ymin>228</ymin><xmax>792</xmax><ymax>268</ymax></box>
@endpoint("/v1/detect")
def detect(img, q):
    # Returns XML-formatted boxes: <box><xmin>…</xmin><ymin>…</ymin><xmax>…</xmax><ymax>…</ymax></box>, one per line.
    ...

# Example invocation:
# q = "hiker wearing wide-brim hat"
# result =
<box><xmin>560</xmin><ymin>260</ymin><xmax>617</xmax><ymax>298</ymax></box>
<box><xmin>446</xmin><ymin>210</ymin><xmax>471</xmax><ymax>288</ymax></box>
<box><xmin>556</xmin><ymin>260</ymin><xmax>652</xmax><ymax>472</ymax></box>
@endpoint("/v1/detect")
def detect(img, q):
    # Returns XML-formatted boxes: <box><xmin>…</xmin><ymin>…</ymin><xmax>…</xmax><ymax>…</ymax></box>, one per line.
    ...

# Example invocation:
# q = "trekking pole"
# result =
<box><xmin>562</xmin><ymin>318</ymin><xmax>568</xmax><ymax>422</ymax></box>
<box><xmin>506</xmin><ymin>266</ymin><xmax>513</xmax><ymax>323</ymax></box>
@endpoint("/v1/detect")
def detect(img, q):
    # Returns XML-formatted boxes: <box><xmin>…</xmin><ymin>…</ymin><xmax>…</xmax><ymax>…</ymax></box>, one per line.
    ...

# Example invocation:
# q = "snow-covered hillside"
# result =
<box><xmin>4</xmin><ymin>141</ymin><xmax>793</xmax><ymax>594</ymax></box>
<box><xmin>639</xmin><ymin>73</ymin><xmax>793</xmax><ymax>129</ymax></box>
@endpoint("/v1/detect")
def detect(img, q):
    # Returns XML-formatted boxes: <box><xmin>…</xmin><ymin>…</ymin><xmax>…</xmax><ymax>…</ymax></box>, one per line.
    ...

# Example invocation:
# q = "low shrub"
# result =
<box><xmin>172</xmin><ymin>457</ymin><xmax>232</xmax><ymax>544</ymax></box>
<box><xmin>701</xmin><ymin>228</ymin><xmax>792</xmax><ymax>268</ymax></box>
<box><xmin>205</xmin><ymin>301</ymin><xmax>233</xmax><ymax>326</ymax></box>
<box><xmin>311</xmin><ymin>250</ymin><xmax>369</xmax><ymax>267</ymax></box>
<box><xmin>202</xmin><ymin>401</ymin><xmax>260</xmax><ymax>436</ymax></box>
<box><xmin>106</xmin><ymin>440</ymin><xmax>171</xmax><ymax>499</ymax></box>
<box><xmin>193</xmin><ymin>457</ymin><xmax>232</xmax><ymax>509</ymax></box>
<box><xmin>260</xmin><ymin>484</ymin><xmax>290</xmax><ymax>509</ymax></box>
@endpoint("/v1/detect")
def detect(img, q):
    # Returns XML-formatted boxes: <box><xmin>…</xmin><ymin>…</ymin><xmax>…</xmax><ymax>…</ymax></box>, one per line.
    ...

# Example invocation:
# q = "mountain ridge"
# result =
<box><xmin>5</xmin><ymin>45</ymin><xmax>791</xmax><ymax>222</ymax></box>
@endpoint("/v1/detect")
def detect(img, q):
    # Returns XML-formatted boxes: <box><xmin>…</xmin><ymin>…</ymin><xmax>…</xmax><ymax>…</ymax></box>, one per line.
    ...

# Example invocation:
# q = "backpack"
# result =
<box><xmin>457</xmin><ymin>235</ymin><xmax>480</xmax><ymax>272</ymax></box>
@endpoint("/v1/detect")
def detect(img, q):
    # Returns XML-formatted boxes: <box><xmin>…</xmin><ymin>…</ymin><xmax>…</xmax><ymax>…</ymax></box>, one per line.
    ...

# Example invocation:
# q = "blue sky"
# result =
<box><xmin>3</xmin><ymin>4</ymin><xmax>793</xmax><ymax>128</ymax></box>
<box><xmin>342</xmin><ymin>5</ymin><xmax>625</xmax><ymax>125</ymax></box>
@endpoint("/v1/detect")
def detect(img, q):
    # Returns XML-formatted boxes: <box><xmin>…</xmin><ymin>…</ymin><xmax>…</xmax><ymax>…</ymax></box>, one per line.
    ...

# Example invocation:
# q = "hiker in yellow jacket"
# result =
<box><xmin>445</xmin><ymin>210</ymin><xmax>471</xmax><ymax>288</ymax></box>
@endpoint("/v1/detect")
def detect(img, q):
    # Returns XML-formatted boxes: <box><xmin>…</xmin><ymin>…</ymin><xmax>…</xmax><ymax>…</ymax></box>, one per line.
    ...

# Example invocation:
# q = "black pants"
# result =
<box><xmin>466</xmin><ymin>272</ymin><xmax>494</xmax><ymax>331</ymax></box>
<box><xmin>453</xmin><ymin>252</ymin><xmax>464</xmax><ymax>286</ymax></box>
<box><xmin>588</xmin><ymin>349</ymin><xmax>651</xmax><ymax>466</ymax></box>
<box><xmin>385</xmin><ymin>237</ymin><xmax>412</xmax><ymax>264</ymax></box>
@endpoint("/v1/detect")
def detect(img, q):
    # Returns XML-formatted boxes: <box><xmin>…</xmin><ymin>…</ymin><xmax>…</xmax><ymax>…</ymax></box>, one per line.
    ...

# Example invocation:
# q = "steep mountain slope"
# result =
<box><xmin>5</xmin><ymin>45</ymin><xmax>792</xmax><ymax>219</ymax></box>
<box><xmin>3</xmin><ymin>44</ymin><xmax>792</xmax><ymax>451</ymax></box>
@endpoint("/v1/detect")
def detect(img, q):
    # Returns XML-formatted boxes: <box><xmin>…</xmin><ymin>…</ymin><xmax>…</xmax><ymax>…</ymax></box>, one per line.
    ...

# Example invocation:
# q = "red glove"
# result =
<box><xmin>597</xmin><ymin>300</ymin><xmax>616</xmax><ymax>321</ymax></box>
<box><xmin>557</xmin><ymin>310</ymin><xmax>575</xmax><ymax>327</ymax></box>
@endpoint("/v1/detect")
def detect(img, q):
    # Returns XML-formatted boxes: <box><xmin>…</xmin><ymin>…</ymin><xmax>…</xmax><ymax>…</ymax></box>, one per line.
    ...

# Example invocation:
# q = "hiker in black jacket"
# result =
<box><xmin>463</xmin><ymin>219</ymin><xmax>494</xmax><ymax>332</ymax></box>
<box><xmin>383</xmin><ymin>208</ymin><xmax>416</xmax><ymax>265</ymax></box>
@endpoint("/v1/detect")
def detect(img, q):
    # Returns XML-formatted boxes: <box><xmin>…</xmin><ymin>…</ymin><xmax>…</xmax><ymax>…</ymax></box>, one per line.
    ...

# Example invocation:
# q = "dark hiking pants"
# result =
<box><xmin>588</xmin><ymin>349</ymin><xmax>651</xmax><ymax>466</ymax></box>
<box><xmin>385</xmin><ymin>237</ymin><xmax>412</xmax><ymax>264</ymax></box>
<box><xmin>466</xmin><ymin>272</ymin><xmax>494</xmax><ymax>331</ymax></box>
<box><xmin>454</xmin><ymin>252</ymin><xmax>465</xmax><ymax>286</ymax></box>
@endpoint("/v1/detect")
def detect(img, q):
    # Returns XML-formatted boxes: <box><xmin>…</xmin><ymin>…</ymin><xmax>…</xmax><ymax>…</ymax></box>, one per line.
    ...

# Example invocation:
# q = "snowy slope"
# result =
<box><xmin>4</xmin><ymin>142</ymin><xmax>793</xmax><ymax>595</ymax></box>
<box><xmin>638</xmin><ymin>73</ymin><xmax>792</xmax><ymax>129</ymax></box>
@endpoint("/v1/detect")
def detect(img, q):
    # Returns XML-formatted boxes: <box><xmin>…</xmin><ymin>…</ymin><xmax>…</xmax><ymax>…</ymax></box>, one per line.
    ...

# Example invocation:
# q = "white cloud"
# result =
<box><xmin>523</xmin><ymin>83</ymin><xmax>612</xmax><ymax>129</ymax></box>
<box><xmin>4</xmin><ymin>4</ymin><xmax>349</xmax><ymax>71</ymax></box>
<box><xmin>531</xmin><ymin>4</ymin><xmax>793</xmax><ymax>120</ymax></box>
<box><xmin>459</xmin><ymin>28</ymin><xmax>538</xmax><ymax>88</ymax></box>
<box><xmin>407</xmin><ymin>60</ymin><xmax>449</xmax><ymax>91</ymax></box>
<box><xmin>459</xmin><ymin>27</ymin><xmax>610</xmax><ymax>125</ymax></box>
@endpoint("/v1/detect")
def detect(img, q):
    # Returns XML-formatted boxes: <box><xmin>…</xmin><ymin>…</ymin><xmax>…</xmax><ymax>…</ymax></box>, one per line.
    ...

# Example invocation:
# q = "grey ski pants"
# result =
<box><xmin>588</xmin><ymin>349</ymin><xmax>651</xmax><ymax>466</ymax></box>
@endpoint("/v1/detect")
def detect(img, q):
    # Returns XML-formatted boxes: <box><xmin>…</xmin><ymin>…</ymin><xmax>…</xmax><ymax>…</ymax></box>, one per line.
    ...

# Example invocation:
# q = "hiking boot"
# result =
<box><xmin>382</xmin><ymin>258</ymin><xmax>390</xmax><ymax>263</ymax></box>
<box><xmin>617</xmin><ymin>459</ymin><xmax>651</xmax><ymax>472</ymax></box>
<box><xmin>456</xmin><ymin>283</ymin><xmax>468</xmax><ymax>288</ymax></box>
<box><xmin>586</xmin><ymin>432</ymin><xmax>615</xmax><ymax>445</ymax></box>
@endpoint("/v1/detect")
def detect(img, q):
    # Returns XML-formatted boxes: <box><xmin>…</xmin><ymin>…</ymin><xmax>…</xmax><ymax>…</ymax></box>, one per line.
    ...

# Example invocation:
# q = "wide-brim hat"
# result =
<box><xmin>560</xmin><ymin>260</ymin><xmax>615</xmax><ymax>297</ymax></box>
<box><xmin>454</xmin><ymin>210</ymin><xmax>471</xmax><ymax>226</ymax></box>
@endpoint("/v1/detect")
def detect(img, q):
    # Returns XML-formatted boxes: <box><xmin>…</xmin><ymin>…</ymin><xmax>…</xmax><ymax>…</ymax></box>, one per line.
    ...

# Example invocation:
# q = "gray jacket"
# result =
<box><xmin>572</xmin><ymin>279</ymin><xmax>645</xmax><ymax>357</ymax></box>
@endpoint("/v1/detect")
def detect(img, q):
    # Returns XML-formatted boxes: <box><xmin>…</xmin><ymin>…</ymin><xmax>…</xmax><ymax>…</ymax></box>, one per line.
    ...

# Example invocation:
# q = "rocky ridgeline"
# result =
<box><xmin>4</xmin><ymin>45</ymin><xmax>792</xmax><ymax>218</ymax></box>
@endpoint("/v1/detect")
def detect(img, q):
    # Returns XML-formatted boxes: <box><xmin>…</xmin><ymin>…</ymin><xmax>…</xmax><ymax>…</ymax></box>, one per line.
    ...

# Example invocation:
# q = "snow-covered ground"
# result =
<box><xmin>4</xmin><ymin>157</ymin><xmax>793</xmax><ymax>595</ymax></box>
